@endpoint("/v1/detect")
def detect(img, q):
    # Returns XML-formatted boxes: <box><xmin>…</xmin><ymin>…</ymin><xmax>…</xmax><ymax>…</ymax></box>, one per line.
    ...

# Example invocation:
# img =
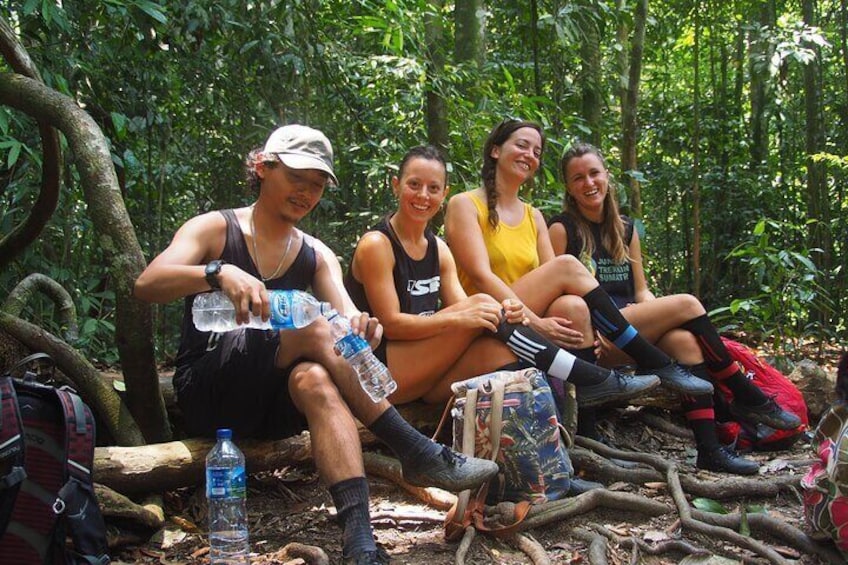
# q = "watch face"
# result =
<box><xmin>206</xmin><ymin>260</ymin><xmax>223</xmax><ymax>288</ymax></box>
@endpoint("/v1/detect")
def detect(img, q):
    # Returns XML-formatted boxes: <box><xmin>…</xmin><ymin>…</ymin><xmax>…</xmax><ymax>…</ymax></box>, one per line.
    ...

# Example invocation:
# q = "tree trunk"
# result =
<box><xmin>93</xmin><ymin>402</ymin><xmax>442</xmax><ymax>494</ymax></box>
<box><xmin>580</xmin><ymin>14</ymin><xmax>602</xmax><ymax>145</ymax></box>
<box><xmin>749</xmin><ymin>3</ymin><xmax>774</xmax><ymax>171</ymax></box>
<box><xmin>621</xmin><ymin>0</ymin><xmax>647</xmax><ymax>218</ymax></box>
<box><xmin>0</xmin><ymin>18</ymin><xmax>61</xmax><ymax>271</ymax></box>
<box><xmin>802</xmin><ymin>0</ymin><xmax>830</xmax><ymax>285</ymax></box>
<box><xmin>454</xmin><ymin>0</ymin><xmax>485</xmax><ymax>66</ymax></box>
<box><xmin>425</xmin><ymin>0</ymin><xmax>449</xmax><ymax>153</ymax></box>
<box><xmin>0</xmin><ymin>73</ymin><xmax>170</xmax><ymax>444</ymax></box>
<box><xmin>691</xmin><ymin>3</ymin><xmax>702</xmax><ymax>298</ymax></box>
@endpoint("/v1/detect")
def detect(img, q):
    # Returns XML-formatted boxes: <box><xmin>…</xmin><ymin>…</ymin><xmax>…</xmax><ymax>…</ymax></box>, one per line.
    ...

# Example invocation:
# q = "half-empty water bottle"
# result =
<box><xmin>206</xmin><ymin>429</ymin><xmax>249</xmax><ymax>565</ymax></box>
<box><xmin>328</xmin><ymin>311</ymin><xmax>397</xmax><ymax>402</ymax></box>
<box><xmin>193</xmin><ymin>290</ymin><xmax>332</xmax><ymax>332</ymax></box>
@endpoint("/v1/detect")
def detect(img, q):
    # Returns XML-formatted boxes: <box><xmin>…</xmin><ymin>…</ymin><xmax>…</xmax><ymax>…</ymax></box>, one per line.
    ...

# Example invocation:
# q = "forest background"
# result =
<box><xmin>0</xmin><ymin>0</ymin><xmax>846</xmax><ymax>444</ymax></box>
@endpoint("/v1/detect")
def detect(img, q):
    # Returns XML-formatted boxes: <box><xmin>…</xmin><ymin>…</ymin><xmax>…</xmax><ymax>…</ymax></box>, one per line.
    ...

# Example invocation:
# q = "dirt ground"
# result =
<box><xmin>107</xmin><ymin>407</ymin><xmax>834</xmax><ymax>565</ymax></box>
<box><xmin>99</xmin><ymin>343</ymin><xmax>842</xmax><ymax>564</ymax></box>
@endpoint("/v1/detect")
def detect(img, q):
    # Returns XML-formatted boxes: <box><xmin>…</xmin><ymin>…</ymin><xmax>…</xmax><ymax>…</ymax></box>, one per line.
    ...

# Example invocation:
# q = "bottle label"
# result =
<box><xmin>336</xmin><ymin>333</ymin><xmax>369</xmax><ymax>360</ymax></box>
<box><xmin>269</xmin><ymin>292</ymin><xmax>295</xmax><ymax>329</ymax></box>
<box><xmin>206</xmin><ymin>465</ymin><xmax>247</xmax><ymax>499</ymax></box>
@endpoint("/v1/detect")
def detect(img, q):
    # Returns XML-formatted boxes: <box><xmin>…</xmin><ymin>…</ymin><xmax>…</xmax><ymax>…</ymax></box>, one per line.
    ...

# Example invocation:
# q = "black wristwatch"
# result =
<box><xmin>204</xmin><ymin>260</ymin><xmax>225</xmax><ymax>290</ymax></box>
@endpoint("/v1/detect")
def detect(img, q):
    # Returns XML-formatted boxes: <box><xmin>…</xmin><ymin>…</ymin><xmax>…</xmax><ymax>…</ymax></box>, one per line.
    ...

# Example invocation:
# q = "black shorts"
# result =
<box><xmin>173</xmin><ymin>329</ymin><xmax>308</xmax><ymax>440</ymax></box>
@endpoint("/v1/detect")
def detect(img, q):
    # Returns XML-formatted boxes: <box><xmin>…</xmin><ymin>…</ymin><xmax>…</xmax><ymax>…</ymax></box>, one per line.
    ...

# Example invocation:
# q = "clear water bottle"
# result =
<box><xmin>327</xmin><ymin>311</ymin><xmax>397</xmax><ymax>402</ymax></box>
<box><xmin>206</xmin><ymin>429</ymin><xmax>249</xmax><ymax>565</ymax></box>
<box><xmin>193</xmin><ymin>290</ymin><xmax>332</xmax><ymax>332</ymax></box>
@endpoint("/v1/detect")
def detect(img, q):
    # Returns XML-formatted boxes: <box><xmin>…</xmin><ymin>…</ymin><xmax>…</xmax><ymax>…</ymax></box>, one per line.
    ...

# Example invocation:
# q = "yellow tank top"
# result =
<box><xmin>457</xmin><ymin>192</ymin><xmax>540</xmax><ymax>294</ymax></box>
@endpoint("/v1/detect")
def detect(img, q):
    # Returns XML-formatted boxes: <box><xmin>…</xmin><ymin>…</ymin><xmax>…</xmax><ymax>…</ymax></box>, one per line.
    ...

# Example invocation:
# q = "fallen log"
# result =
<box><xmin>94</xmin><ymin>402</ymin><xmax>442</xmax><ymax>494</ymax></box>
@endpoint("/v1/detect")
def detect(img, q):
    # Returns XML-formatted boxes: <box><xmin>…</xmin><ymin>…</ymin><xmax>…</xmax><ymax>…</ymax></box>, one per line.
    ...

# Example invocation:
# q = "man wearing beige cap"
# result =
<box><xmin>134</xmin><ymin>125</ymin><xmax>497</xmax><ymax>564</ymax></box>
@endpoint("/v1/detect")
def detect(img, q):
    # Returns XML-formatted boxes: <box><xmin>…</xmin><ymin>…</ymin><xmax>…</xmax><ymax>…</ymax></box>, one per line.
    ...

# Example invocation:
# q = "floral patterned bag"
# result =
<box><xmin>801</xmin><ymin>402</ymin><xmax>848</xmax><ymax>557</ymax></box>
<box><xmin>443</xmin><ymin>369</ymin><xmax>573</xmax><ymax>540</ymax></box>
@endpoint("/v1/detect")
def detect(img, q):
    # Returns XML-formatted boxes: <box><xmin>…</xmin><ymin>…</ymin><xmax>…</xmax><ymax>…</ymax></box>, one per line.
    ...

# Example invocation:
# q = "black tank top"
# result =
<box><xmin>345</xmin><ymin>216</ymin><xmax>440</xmax><ymax>317</ymax></box>
<box><xmin>175</xmin><ymin>208</ymin><xmax>317</xmax><ymax>371</ymax></box>
<box><xmin>548</xmin><ymin>213</ymin><xmax>635</xmax><ymax>308</ymax></box>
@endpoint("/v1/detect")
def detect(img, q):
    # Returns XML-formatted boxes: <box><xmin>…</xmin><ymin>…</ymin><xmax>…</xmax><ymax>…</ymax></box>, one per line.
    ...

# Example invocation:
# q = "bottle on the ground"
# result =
<box><xmin>206</xmin><ymin>429</ymin><xmax>249</xmax><ymax>565</ymax></box>
<box><xmin>193</xmin><ymin>290</ymin><xmax>332</xmax><ymax>332</ymax></box>
<box><xmin>328</xmin><ymin>311</ymin><xmax>398</xmax><ymax>402</ymax></box>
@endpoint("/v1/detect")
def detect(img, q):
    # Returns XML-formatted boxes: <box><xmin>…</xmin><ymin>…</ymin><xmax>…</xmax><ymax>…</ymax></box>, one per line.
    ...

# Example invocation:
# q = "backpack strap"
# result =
<box><xmin>53</xmin><ymin>388</ymin><xmax>110</xmax><ymax>564</ymax></box>
<box><xmin>0</xmin><ymin>375</ymin><xmax>26</xmax><ymax>534</ymax></box>
<box><xmin>444</xmin><ymin>378</ymin><xmax>532</xmax><ymax>540</ymax></box>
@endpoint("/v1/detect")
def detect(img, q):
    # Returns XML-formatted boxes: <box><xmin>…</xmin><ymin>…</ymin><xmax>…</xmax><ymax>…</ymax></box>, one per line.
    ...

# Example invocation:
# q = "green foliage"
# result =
<box><xmin>710</xmin><ymin>218</ymin><xmax>834</xmax><ymax>352</ymax></box>
<box><xmin>2</xmin><ymin>0</ymin><xmax>847</xmax><ymax>365</ymax></box>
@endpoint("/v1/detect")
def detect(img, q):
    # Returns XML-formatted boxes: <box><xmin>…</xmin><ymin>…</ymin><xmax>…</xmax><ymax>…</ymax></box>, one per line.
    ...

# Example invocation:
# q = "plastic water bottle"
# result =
<box><xmin>327</xmin><ymin>311</ymin><xmax>397</xmax><ymax>402</ymax></box>
<box><xmin>193</xmin><ymin>290</ymin><xmax>332</xmax><ymax>332</ymax></box>
<box><xmin>206</xmin><ymin>429</ymin><xmax>249</xmax><ymax>565</ymax></box>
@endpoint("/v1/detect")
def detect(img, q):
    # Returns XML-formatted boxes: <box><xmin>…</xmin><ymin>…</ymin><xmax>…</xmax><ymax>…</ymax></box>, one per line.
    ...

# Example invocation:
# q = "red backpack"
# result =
<box><xmin>715</xmin><ymin>338</ymin><xmax>809</xmax><ymax>451</ymax></box>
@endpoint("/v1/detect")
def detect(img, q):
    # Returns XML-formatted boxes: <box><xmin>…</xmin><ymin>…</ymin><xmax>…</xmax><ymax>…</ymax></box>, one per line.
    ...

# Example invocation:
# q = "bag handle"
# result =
<box><xmin>5</xmin><ymin>352</ymin><xmax>55</xmax><ymax>381</ymax></box>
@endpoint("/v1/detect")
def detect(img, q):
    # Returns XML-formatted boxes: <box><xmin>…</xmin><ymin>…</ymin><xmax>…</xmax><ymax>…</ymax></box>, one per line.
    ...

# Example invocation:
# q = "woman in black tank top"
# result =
<box><xmin>549</xmin><ymin>142</ymin><xmax>799</xmax><ymax>475</ymax></box>
<box><xmin>346</xmin><ymin>146</ymin><xmax>522</xmax><ymax>404</ymax></box>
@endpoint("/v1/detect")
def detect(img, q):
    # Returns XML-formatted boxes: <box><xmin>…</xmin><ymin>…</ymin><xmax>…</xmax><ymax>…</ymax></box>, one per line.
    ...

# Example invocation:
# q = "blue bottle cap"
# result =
<box><xmin>216</xmin><ymin>428</ymin><xmax>233</xmax><ymax>440</ymax></box>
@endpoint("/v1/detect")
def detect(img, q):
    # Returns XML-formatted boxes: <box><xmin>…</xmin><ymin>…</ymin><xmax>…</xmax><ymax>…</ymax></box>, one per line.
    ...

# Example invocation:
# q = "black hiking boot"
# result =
<box><xmin>696</xmin><ymin>446</ymin><xmax>759</xmax><ymax>476</ymax></box>
<box><xmin>576</xmin><ymin>370</ymin><xmax>661</xmax><ymax>408</ymax></box>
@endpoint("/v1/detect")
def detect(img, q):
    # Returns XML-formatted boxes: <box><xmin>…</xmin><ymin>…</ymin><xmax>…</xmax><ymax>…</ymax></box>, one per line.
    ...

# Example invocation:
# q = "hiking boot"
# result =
<box><xmin>566</xmin><ymin>477</ymin><xmax>604</xmax><ymax>496</ymax></box>
<box><xmin>344</xmin><ymin>546</ymin><xmax>391</xmax><ymax>564</ymax></box>
<box><xmin>576</xmin><ymin>370</ymin><xmax>661</xmax><ymax>407</ymax></box>
<box><xmin>729</xmin><ymin>398</ymin><xmax>802</xmax><ymax>430</ymax></box>
<box><xmin>401</xmin><ymin>445</ymin><xmax>499</xmax><ymax>492</ymax></box>
<box><xmin>649</xmin><ymin>363</ymin><xmax>714</xmax><ymax>395</ymax></box>
<box><xmin>696</xmin><ymin>446</ymin><xmax>759</xmax><ymax>476</ymax></box>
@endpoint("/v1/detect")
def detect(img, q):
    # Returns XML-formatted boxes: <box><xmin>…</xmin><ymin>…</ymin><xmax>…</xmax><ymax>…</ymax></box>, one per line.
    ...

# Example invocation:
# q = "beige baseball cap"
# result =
<box><xmin>263</xmin><ymin>124</ymin><xmax>338</xmax><ymax>185</ymax></box>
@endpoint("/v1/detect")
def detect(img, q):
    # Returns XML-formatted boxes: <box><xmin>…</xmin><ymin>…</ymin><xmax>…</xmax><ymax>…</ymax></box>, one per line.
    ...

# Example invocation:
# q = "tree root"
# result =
<box><xmin>572</xmin><ymin>527</ymin><xmax>608</xmax><ymax>565</ymax></box>
<box><xmin>94</xmin><ymin>483</ymin><xmax>164</xmax><ymax>531</ymax></box>
<box><xmin>590</xmin><ymin>521</ymin><xmax>709</xmax><ymax>560</ymax></box>
<box><xmin>455</xmin><ymin>526</ymin><xmax>475</xmax><ymax>564</ymax></box>
<box><xmin>257</xmin><ymin>542</ymin><xmax>329</xmax><ymax>565</ymax></box>
<box><xmin>511</xmin><ymin>532</ymin><xmax>551</xmax><ymax>565</ymax></box>
<box><xmin>572</xmin><ymin>440</ymin><xmax>800</xmax><ymax>499</ymax></box>
<box><xmin>691</xmin><ymin>509</ymin><xmax>845</xmax><ymax>564</ymax></box>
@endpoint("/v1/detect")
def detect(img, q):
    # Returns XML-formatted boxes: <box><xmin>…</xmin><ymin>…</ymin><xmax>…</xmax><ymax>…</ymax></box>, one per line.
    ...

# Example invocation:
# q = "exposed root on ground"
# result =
<box><xmin>362</xmin><ymin>436</ymin><xmax>832</xmax><ymax>564</ymax></box>
<box><xmin>511</xmin><ymin>532</ymin><xmax>551</xmax><ymax>565</ymax></box>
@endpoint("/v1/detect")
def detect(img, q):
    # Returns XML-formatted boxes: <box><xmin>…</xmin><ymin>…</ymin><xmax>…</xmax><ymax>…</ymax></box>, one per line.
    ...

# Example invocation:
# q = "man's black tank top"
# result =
<box><xmin>345</xmin><ymin>215</ymin><xmax>440</xmax><ymax>317</ymax></box>
<box><xmin>175</xmin><ymin>208</ymin><xmax>317</xmax><ymax>371</ymax></box>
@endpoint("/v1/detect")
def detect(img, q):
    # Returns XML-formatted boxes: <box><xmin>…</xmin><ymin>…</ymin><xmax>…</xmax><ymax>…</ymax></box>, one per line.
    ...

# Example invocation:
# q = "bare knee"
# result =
<box><xmin>548</xmin><ymin>294</ymin><xmax>590</xmax><ymax>321</ymax></box>
<box><xmin>551</xmin><ymin>255</ymin><xmax>597</xmax><ymax>294</ymax></box>
<box><xmin>289</xmin><ymin>363</ymin><xmax>341</xmax><ymax>413</ymax></box>
<box><xmin>469</xmin><ymin>293</ymin><xmax>500</xmax><ymax>307</ymax></box>
<box><xmin>673</xmin><ymin>294</ymin><xmax>706</xmax><ymax>319</ymax></box>
<box><xmin>657</xmin><ymin>329</ymin><xmax>703</xmax><ymax>365</ymax></box>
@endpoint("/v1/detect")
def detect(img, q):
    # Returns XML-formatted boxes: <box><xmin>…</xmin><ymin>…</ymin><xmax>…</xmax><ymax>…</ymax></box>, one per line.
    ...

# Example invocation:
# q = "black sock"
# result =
<box><xmin>329</xmin><ymin>477</ymin><xmax>375</xmax><ymax>559</ymax></box>
<box><xmin>367</xmin><ymin>406</ymin><xmax>441</xmax><ymax>465</ymax></box>
<box><xmin>680</xmin><ymin>315</ymin><xmax>768</xmax><ymax>406</ymax></box>
<box><xmin>494</xmin><ymin>320</ymin><xmax>608</xmax><ymax>386</ymax></box>
<box><xmin>681</xmin><ymin>364</ymin><xmax>720</xmax><ymax>452</ymax></box>
<box><xmin>577</xmin><ymin>407</ymin><xmax>601</xmax><ymax>440</ymax></box>
<box><xmin>683</xmin><ymin>393</ymin><xmax>719</xmax><ymax>452</ymax></box>
<box><xmin>582</xmin><ymin>287</ymin><xmax>671</xmax><ymax>369</ymax></box>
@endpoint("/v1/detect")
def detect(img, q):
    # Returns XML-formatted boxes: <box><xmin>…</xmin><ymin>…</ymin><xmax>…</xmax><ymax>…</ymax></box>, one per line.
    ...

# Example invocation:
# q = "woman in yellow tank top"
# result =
<box><xmin>445</xmin><ymin>119</ymin><xmax>711</xmax><ymax>396</ymax></box>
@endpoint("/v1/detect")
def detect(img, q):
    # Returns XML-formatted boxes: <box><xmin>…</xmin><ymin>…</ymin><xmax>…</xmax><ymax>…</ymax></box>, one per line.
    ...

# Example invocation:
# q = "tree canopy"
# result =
<box><xmin>2</xmin><ymin>0</ymin><xmax>846</xmax><ymax>374</ymax></box>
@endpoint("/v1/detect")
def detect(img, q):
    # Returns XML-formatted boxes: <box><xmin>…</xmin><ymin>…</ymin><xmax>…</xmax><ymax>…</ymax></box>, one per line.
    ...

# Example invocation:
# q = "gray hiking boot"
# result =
<box><xmin>650</xmin><ymin>363</ymin><xmax>714</xmax><ymax>395</ymax></box>
<box><xmin>401</xmin><ymin>445</ymin><xmax>499</xmax><ymax>492</ymax></box>
<box><xmin>729</xmin><ymin>397</ymin><xmax>802</xmax><ymax>430</ymax></box>
<box><xmin>576</xmin><ymin>370</ymin><xmax>661</xmax><ymax>407</ymax></box>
